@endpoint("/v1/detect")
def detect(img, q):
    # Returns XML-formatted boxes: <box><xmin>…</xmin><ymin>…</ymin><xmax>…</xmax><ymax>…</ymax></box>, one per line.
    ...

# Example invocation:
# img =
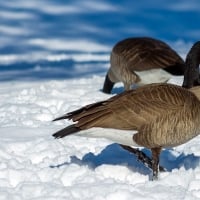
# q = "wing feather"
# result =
<box><xmin>53</xmin><ymin>84</ymin><xmax>190</xmax><ymax>132</ymax></box>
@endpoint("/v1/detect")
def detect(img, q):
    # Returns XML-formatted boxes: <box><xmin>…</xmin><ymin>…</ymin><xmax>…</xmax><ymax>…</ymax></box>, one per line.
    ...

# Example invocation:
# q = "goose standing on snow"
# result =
<box><xmin>52</xmin><ymin>41</ymin><xmax>200</xmax><ymax>180</ymax></box>
<box><xmin>52</xmin><ymin>83</ymin><xmax>200</xmax><ymax>180</ymax></box>
<box><xmin>102</xmin><ymin>37</ymin><xmax>185</xmax><ymax>93</ymax></box>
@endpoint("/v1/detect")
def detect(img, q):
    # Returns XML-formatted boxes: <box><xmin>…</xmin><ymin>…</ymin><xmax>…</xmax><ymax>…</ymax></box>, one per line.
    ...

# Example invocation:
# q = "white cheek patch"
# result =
<box><xmin>135</xmin><ymin>69</ymin><xmax>172</xmax><ymax>85</ymax></box>
<box><xmin>75</xmin><ymin>127</ymin><xmax>140</xmax><ymax>147</ymax></box>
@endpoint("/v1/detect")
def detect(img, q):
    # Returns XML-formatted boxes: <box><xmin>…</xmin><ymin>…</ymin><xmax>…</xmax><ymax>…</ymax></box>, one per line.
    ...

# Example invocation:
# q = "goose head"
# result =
<box><xmin>182</xmin><ymin>41</ymin><xmax>200</xmax><ymax>88</ymax></box>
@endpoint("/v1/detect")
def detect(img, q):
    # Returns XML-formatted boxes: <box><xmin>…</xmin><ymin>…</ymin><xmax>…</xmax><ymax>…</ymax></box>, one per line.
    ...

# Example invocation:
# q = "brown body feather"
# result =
<box><xmin>102</xmin><ymin>37</ymin><xmax>185</xmax><ymax>93</ymax></box>
<box><xmin>111</xmin><ymin>37</ymin><xmax>183</xmax><ymax>72</ymax></box>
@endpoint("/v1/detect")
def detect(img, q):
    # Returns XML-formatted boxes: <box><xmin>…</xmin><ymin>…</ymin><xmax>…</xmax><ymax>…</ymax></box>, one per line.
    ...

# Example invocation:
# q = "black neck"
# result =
<box><xmin>182</xmin><ymin>41</ymin><xmax>200</xmax><ymax>88</ymax></box>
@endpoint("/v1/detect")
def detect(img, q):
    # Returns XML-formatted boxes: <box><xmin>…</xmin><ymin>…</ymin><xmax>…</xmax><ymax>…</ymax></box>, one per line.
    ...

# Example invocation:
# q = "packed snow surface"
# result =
<box><xmin>1</xmin><ymin>76</ymin><xmax>200</xmax><ymax>200</ymax></box>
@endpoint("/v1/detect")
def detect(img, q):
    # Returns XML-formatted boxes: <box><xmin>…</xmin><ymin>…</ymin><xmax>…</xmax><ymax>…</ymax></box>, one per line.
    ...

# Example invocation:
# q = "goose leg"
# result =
<box><xmin>120</xmin><ymin>145</ymin><xmax>152</xmax><ymax>168</ymax></box>
<box><xmin>120</xmin><ymin>145</ymin><xmax>165</xmax><ymax>173</ymax></box>
<box><xmin>151</xmin><ymin>147</ymin><xmax>162</xmax><ymax>180</ymax></box>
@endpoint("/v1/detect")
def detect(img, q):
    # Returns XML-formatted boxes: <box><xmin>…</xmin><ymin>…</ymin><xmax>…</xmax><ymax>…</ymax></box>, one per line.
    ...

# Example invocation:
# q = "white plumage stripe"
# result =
<box><xmin>75</xmin><ymin>127</ymin><xmax>140</xmax><ymax>147</ymax></box>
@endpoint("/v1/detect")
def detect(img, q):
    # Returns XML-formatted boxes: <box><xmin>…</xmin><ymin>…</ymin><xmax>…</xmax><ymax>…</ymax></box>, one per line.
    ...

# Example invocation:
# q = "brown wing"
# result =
<box><xmin>112</xmin><ymin>37</ymin><xmax>184</xmax><ymax>71</ymax></box>
<box><xmin>54</xmin><ymin>83</ymin><xmax>191</xmax><ymax>131</ymax></box>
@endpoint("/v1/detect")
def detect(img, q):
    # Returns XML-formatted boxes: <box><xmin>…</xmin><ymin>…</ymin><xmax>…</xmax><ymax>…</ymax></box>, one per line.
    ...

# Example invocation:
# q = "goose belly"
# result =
<box><xmin>75</xmin><ymin>128</ymin><xmax>140</xmax><ymax>147</ymax></box>
<box><xmin>135</xmin><ymin>69</ymin><xmax>173</xmax><ymax>85</ymax></box>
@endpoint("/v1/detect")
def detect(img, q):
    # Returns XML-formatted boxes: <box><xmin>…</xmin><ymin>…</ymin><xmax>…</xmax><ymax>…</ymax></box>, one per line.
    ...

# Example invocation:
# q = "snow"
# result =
<box><xmin>1</xmin><ymin>0</ymin><xmax>200</xmax><ymax>199</ymax></box>
<box><xmin>1</xmin><ymin>76</ymin><xmax>200</xmax><ymax>200</ymax></box>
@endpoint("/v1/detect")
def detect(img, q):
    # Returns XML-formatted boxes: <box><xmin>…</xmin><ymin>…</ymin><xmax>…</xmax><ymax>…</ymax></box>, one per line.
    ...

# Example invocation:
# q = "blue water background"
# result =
<box><xmin>0</xmin><ymin>0</ymin><xmax>200</xmax><ymax>80</ymax></box>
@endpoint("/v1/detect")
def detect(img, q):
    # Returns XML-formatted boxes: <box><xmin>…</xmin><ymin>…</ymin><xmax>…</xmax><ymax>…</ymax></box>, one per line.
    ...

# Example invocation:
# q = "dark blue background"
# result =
<box><xmin>0</xmin><ymin>0</ymin><xmax>200</xmax><ymax>80</ymax></box>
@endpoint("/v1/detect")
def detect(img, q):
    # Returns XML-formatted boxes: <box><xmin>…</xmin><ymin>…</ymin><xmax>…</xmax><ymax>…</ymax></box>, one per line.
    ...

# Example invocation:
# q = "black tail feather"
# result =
<box><xmin>52</xmin><ymin>124</ymin><xmax>80</xmax><ymax>138</ymax></box>
<box><xmin>52</xmin><ymin>115</ymin><xmax>69</xmax><ymax>122</ymax></box>
<box><xmin>163</xmin><ymin>63</ymin><xmax>185</xmax><ymax>76</ymax></box>
<box><xmin>53</xmin><ymin>100</ymin><xmax>108</xmax><ymax>122</ymax></box>
<box><xmin>102</xmin><ymin>74</ymin><xmax>114</xmax><ymax>94</ymax></box>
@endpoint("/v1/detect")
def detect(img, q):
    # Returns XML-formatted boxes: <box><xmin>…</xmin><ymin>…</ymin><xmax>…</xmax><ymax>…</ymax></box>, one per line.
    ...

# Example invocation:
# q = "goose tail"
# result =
<box><xmin>52</xmin><ymin>115</ymin><xmax>69</xmax><ymax>121</ymax></box>
<box><xmin>52</xmin><ymin>124</ymin><xmax>80</xmax><ymax>139</ymax></box>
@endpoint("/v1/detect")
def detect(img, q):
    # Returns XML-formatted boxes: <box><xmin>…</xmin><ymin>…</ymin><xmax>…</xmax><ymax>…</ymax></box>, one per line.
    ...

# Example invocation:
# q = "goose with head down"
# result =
<box><xmin>102</xmin><ymin>37</ymin><xmax>185</xmax><ymax>93</ymax></box>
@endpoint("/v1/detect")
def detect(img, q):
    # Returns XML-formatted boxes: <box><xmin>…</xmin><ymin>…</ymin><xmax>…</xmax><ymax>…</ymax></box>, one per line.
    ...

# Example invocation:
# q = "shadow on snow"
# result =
<box><xmin>50</xmin><ymin>143</ymin><xmax>200</xmax><ymax>176</ymax></box>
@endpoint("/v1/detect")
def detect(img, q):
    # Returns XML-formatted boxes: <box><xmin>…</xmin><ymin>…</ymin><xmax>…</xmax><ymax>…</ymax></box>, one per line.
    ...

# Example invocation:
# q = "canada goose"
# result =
<box><xmin>52</xmin><ymin>83</ymin><xmax>200</xmax><ymax>180</ymax></box>
<box><xmin>102</xmin><ymin>37</ymin><xmax>185</xmax><ymax>93</ymax></box>
<box><xmin>182</xmin><ymin>41</ymin><xmax>200</xmax><ymax>88</ymax></box>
